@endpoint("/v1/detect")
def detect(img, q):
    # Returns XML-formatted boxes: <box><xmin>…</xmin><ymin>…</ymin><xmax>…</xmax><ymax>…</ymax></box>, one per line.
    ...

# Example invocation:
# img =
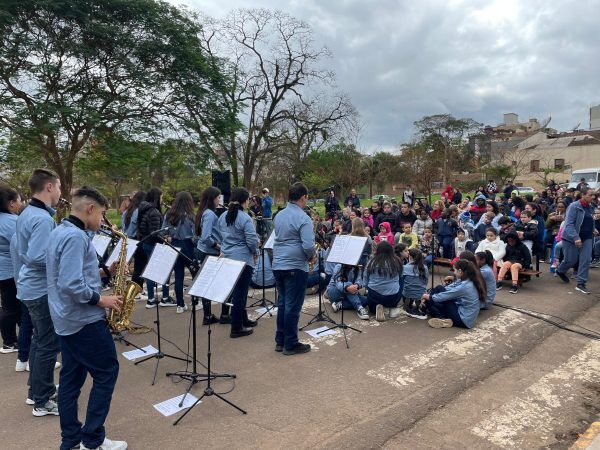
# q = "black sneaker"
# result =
<box><xmin>275</xmin><ymin>344</ymin><xmax>283</xmax><ymax>352</ymax></box>
<box><xmin>283</xmin><ymin>342</ymin><xmax>311</xmax><ymax>356</ymax></box>
<box><xmin>230</xmin><ymin>327</ymin><xmax>253</xmax><ymax>338</ymax></box>
<box><xmin>202</xmin><ymin>314</ymin><xmax>219</xmax><ymax>325</ymax></box>
<box><xmin>496</xmin><ymin>281</ymin><xmax>503</xmax><ymax>291</ymax></box>
<box><xmin>159</xmin><ymin>297</ymin><xmax>176</xmax><ymax>307</ymax></box>
<box><xmin>243</xmin><ymin>318</ymin><xmax>258</xmax><ymax>327</ymax></box>
<box><xmin>405</xmin><ymin>307</ymin><xmax>427</xmax><ymax>320</ymax></box>
<box><xmin>145</xmin><ymin>300</ymin><xmax>158</xmax><ymax>309</ymax></box>
<box><xmin>556</xmin><ymin>271</ymin><xmax>570</xmax><ymax>283</ymax></box>
<box><xmin>219</xmin><ymin>314</ymin><xmax>232</xmax><ymax>324</ymax></box>
<box><xmin>509</xmin><ymin>285</ymin><xmax>519</xmax><ymax>294</ymax></box>
<box><xmin>576</xmin><ymin>284</ymin><xmax>590</xmax><ymax>295</ymax></box>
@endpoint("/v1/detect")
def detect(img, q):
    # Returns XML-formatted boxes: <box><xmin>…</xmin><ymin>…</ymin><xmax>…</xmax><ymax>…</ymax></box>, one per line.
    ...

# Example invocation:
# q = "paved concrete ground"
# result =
<box><xmin>1</xmin><ymin>265</ymin><xmax>600</xmax><ymax>449</ymax></box>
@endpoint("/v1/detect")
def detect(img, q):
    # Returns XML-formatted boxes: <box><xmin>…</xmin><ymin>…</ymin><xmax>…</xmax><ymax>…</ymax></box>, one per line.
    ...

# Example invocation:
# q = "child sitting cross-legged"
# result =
<box><xmin>395</xmin><ymin>222</ymin><xmax>419</xmax><ymax>249</ymax></box>
<box><xmin>403</xmin><ymin>248</ymin><xmax>429</xmax><ymax>320</ymax></box>
<box><xmin>374</xmin><ymin>221</ymin><xmax>395</xmax><ymax>246</ymax></box>
<box><xmin>364</xmin><ymin>240</ymin><xmax>404</xmax><ymax>322</ymax></box>
<box><xmin>325</xmin><ymin>264</ymin><xmax>370</xmax><ymax>320</ymax></box>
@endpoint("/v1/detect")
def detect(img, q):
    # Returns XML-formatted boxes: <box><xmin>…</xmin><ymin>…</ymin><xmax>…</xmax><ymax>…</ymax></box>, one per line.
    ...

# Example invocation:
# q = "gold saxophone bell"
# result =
<box><xmin>107</xmin><ymin>228</ymin><xmax>150</xmax><ymax>334</ymax></box>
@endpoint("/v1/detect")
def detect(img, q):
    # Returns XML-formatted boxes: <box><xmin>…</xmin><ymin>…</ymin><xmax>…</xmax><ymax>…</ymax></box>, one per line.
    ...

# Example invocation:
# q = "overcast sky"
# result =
<box><xmin>168</xmin><ymin>0</ymin><xmax>600</xmax><ymax>152</ymax></box>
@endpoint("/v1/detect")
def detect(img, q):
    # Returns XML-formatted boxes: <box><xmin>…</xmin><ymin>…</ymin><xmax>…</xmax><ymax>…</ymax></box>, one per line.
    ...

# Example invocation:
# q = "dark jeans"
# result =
<box><xmin>274</xmin><ymin>270</ymin><xmax>309</xmax><ymax>351</ymax></box>
<box><xmin>367</xmin><ymin>289</ymin><xmax>401</xmax><ymax>314</ymax></box>
<box><xmin>195</xmin><ymin>250</ymin><xmax>230</xmax><ymax>318</ymax></box>
<box><xmin>230</xmin><ymin>265</ymin><xmax>253</xmax><ymax>330</ymax></box>
<box><xmin>424</xmin><ymin>285</ymin><xmax>466</xmax><ymax>328</ymax></box>
<box><xmin>25</xmin><ymin>295</ymin><xmax>60</xmax><ymax>406</ymax></box>
<box><xmin>131</xmin><ymin>245</ymin><xmax>146</xmax><ymax>287</ymax></box>
<box><xmin>142</xmin><ymin>243</ymin><xmax>169</xmax><ymax>301</ymax></box>
<box><xmin>439</xmin><ymin>236</ymin><xmax>454</xmax><ymax>259</ymax></box>
<box><xmin>171</xmin><ymin>238</ymin><xmax>194</xmax><ymax>307</ymax></box>
<box><xmin>0</xmin><ymin>278</ymin><xmax>20</xmax><ymax>346</ymax></box>
<box><xmin>58</xmin><ymin>320</ymin><xmax>119</xmax><ymax>450</ymax></box>
<box><xmin>18</xmin><ymin>300</ymin><xmax>33</xmax><ymax>361</ymax></box>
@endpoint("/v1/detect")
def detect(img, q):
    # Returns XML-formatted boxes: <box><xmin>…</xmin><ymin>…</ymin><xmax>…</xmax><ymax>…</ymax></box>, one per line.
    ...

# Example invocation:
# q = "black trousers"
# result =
<box><xmin>0</xmin><ymin>278</ymin><xmax>20</xmax><ymax>346</ymax></box>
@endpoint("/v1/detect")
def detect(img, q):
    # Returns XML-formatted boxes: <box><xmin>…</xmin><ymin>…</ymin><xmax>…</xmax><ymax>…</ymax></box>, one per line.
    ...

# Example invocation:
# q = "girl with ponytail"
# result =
<box><xmin>218</xmin><ymin>187</ymin><xmax>260</xmax><ymax>338</ymax></box>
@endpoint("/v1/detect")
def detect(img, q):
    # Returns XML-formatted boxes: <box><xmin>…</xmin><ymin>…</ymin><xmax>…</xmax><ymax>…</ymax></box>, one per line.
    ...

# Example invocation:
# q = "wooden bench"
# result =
<box><xmin>433</xmin><ymin>257</ymin><xmax>453</xmax><ymax>267</ymax></box>
<box><xmin>515</xmin><ymin>268</ymin><xmax>542</xmax><ymax>286</ymax></box>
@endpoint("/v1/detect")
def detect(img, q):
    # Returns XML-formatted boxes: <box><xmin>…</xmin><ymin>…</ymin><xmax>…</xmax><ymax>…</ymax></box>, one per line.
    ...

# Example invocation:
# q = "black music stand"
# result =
<box><xmin>135</xmin><ymin>241</ymin><xmax>189</xmax><ymax>385</ymax></box>
<box><xmin>173</xmin><ymin>256</ymin><xmax>247</xmax><ymax>425</ymax></box>
<box><xmin>300</xmin><ymin>248</ymin><xmax>336</xmax><ymax>330</ymax></box>
<box><xmin>249</xmin><ymin>228</ymin><xmax>276</xmax><ymax>319</ymax></box>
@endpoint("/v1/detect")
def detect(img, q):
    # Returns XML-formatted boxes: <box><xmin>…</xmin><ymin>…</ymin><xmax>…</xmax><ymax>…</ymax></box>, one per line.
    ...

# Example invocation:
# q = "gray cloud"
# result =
<box><xmin>168</xmin><ymin>0</ymin><xmax>600</xmax><ymax>151</ymax></box>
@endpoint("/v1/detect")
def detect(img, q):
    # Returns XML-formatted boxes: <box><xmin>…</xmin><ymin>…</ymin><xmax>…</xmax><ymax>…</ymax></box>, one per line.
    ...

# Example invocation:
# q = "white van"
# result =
<box><xmin>568</xmin><ymin>168</ymin><xmax>600</xmax><ymax>189</ymax></box>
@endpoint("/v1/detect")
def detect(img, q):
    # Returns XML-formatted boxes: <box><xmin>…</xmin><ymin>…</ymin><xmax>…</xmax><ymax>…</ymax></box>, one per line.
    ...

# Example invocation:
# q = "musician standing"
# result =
<box><xmin>46</xmin><ymin>186</ymin><xmax>126</xmax><ymax>450</ymax></box>
<box><xmin>218</xmin><ymin>187</ymin><xmax>260</xmax><ymax>338</ymax></box>
<box><xmin>13</xmin><ymin>169</ymin><xmax>61</xmax><ymax>416</ymax></box>
<box><xmin>272</xmin><ymin>182</ymin><xmax>315</xmax><ymax>355</ymax></box>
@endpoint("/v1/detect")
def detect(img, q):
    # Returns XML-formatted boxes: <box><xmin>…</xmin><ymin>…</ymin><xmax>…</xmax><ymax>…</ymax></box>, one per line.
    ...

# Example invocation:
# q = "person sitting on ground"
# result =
<box><xmin>476</xmin><ymin>250</ymin><xmax>496</xmax><ymax>309</ymax></box>
<box><xmin>403</xmin><ymin>248</ymin><xmax>429</xmax><ymax>320</ymax></box>
<box><xmin>513</xmin><ymin>210</ymin><xmax>538</xmax><ymax>255</ymax></box>
<box><xmin>374</xmin><ymin>201</ymin><xmax>396</xmax><ymax>231</ymax></box>
<box><xmin>394</xmin><ymin>242</ymin><xmax>409</xmax><ymax>266</ymax></box>
<box><xmin>374</xmin><ymin>221</ymin><xmax>394</xmax><ymax>246</ymax></box>
<box><xmin>430</xmin><ymin>200</ymin><xmax>445</xmax><ymax>221</ymax></box>
<box><xmin>362</xmin><ymin>208</ymin><xmax>374</xmax><ymax>230</ymax></box>
<box><xmin>326</xmin><ymin>264</ymin><xmax>369</xmax><ymax>320</ymax></box>
<box><xmin>370</xmin><ymin>202</ymin><xmax>381</xmax><ymax>224</ymax></box>
<box><xmin>496</xmin><ymin>232</ymin><xmax>531</xmax><ymax>294</ymax></box>
<box><xmin>395</xmin><ymin>222</ymin><xmax>419</xmax><ymax>249</ymax></box>
<box><xmin>420</xmin><ymin>259</ymin><xmax>486</xmax><ymax>329</ymax></box>
<box><xmin>363</xmin><ymin>241</ymin><xmax>403</xmax><ymax>322</ymax></box>
<box><xmin>413</xmin><ymin>209</ymin><xmax>433</xmax><ymax>239</ymax></box>
<box><xmin>458</xmin><ymin>211</ymin><xmax>475</xmax><ymax>240</ymax></box>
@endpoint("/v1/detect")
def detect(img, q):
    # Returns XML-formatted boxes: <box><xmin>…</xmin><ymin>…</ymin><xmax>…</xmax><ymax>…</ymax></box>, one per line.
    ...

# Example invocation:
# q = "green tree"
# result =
<box><xmin>413</xmin><ymin>114</ymin><xmax>482</xmax><ymax>184</ymax></box>
<box><xmin>398</xmin><ymin>141</ymin><xmax>440</xmax><ymax>201</ymax></box>
<box><xmin>0</xmin><ymin>0</ymin><xmax>233</xmax><ymax>199</ymax></box>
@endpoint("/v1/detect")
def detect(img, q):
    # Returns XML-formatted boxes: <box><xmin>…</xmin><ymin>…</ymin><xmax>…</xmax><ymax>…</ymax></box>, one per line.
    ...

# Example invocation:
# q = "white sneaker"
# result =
<box><xmin>428</xmin><ymin>318</ymin><xmax>453</xmax><ymax>329</ymax></box>
<box><xmin>176</xmin><ymin>305</ymin><xmax>188</xmax><ymax>314</ymax></box>
<box><xmin>55</xmin><ymin>361</ymin><xmax>61</xmax><ymax>370</ymax></box>
<box><xmin>81</xmin><ymin>437</ymin><xmax>128</xmax><ymax>450</ymax></box>
<box><xmin>32</xmin><ymin>399</ymin><xmax>59</xmax><ymax>416</ymax></box>
<box><xmin>135</xmin><ymin>293</ymin><xmax>148</xmax><ymax>302</ymax></box>
<box><xmin>0</xmin><ymin>344</ymin><xmax>18</xmax><ymax>353</ymax></box>
<box><xmin>389</xmin><ymin>307</ymin><xmax>401</xmax><ymax>319</ymax></box>
<box><xmin>27</xmin><ymin>387</ymin><xmax>57</xmax><ymax>405</ymax></box>
<box><xmin>193</xmin><ymin>303</ymin><xmax>203</xmax><ymax>311</ymax></box>
<box><xmin>330</xmin><ymin>301</ymin><xmax>341</xmax><ymax>313</ymax></box>
<box><xmin>15</xmin><ymin>359</ymin><xmax>27</xmax><ymax>372</ymax></box>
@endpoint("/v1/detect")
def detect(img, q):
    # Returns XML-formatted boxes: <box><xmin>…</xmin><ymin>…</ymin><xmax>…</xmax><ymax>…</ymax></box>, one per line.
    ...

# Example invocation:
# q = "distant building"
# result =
<box><xmin>591</xmin><ymin>105</ymin><xmax>600</xmax><ymax>130</ymax></box>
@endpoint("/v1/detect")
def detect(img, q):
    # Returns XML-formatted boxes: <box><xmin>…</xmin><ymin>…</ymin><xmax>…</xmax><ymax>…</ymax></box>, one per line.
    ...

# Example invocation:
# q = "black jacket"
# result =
<box><xmin>375</xmin><ymin>212</ymin><xmax>397</xmax><ymax>232</ymax></box>
<box><xmin>503</xmin><ymin>232</ymin><xmax>532</xmax><ymax>268</ymax></box>
<box><xmin>394</xmin><ymin>211</ymin><xmax>417</xmax><ymax>233</ymax></box>
<box><xmin>137</xmin><ymin>201</ymin><xmax>163</xmax><ymax>243</ymax></box>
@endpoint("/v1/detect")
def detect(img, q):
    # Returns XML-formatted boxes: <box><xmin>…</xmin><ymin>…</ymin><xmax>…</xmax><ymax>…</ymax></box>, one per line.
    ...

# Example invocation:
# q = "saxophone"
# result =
<box><xmin>107</xmin><ymin>228</ymin><xmax>148</xmax><ymax>333</ymax></box>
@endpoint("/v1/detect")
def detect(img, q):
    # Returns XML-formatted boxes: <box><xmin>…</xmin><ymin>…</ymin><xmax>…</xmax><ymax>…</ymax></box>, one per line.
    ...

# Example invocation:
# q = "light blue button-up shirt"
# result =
<box><xmin>431</xmin><ymin>279</ymin><xmax>481</xmax><ymax>328</ymax></box>
<box><xmin>46</xmin><ymin>220</ymin><xmax>103</xmax><ymax>336</ymax></box>
<box><xmin>218</xmin><ymin>209</ymin><xmax>259</xmax><ymax>268</ymax></box>
<box><xmin>197</xmin><ymin>209</ymin><xmax>221</xmax><ymax>256</ymax></box>
<box><xmin>14</xmin><ymin>200</ymin><xmax>57</xmax><ymax>300</ymax></box>
<box><xmin>272</xmin><ymin>202</ymin><xmax>315</xmax><ymax>272</ymax></box>
<box><xmin>121</xmin><ymin>208</ymin><xmax>139</xmax><ymax>239</ymax></box>
<box><xmin>479</xmin><ymin>264</ymin><xmax>496</xmax><ymax>309</ymax></box>
<box><xmin>363</xmin><ymin>266</ymin><xmax>402</xmax><ymax>296</ymax></box>
<box><xmin>0</xmin><ymin>212</ymin><xmax>18</xmax><ymax>281</ymax></box>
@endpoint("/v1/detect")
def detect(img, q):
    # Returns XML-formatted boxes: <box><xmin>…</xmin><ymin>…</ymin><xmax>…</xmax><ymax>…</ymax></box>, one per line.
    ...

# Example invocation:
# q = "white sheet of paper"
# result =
<box><xmin>326</xmin><ymin>235</ymin><xmax>368</xmax><ymax>265</ymax></box>
<box><xmin>305</xmin><ymin>326</ymin><xmax>336</xmax><ymax>338</ymax></box>
<box><xmin>153</xmin><ymin>394</ymin><xmax>200</xmax><ymax>417</ymax></box>
<box><xmin>255</xmin><ymin>306</ymin><xmax>277</xmax><ymax>315</ymax></box>
<box><xmin>264</xmin><ymin>230</ymin><xmax>276</xmax><ymax>249</ymax></box>
<box><xmin>141</xmin><ymin>243</ymin><xmax>179</xmax><ymax>285</ymax></box>
<box><xmin>122</xmin><ymin>345</ymin><xmax>158</xmax><ymax>361</ymax></box>
<box><xmin>188</xmin><ymin>256</ymin><xmax>245</xmax><ymax>303</ymax></box>
<box><xmin>105</xmin><ymin>238</ymin><xmax>139</xmax><ymax>268</ymax></box>
<box><xmin>92</xmin><ymin>234</ymin><xmax>112</xmax><ymax>258</ymax></box>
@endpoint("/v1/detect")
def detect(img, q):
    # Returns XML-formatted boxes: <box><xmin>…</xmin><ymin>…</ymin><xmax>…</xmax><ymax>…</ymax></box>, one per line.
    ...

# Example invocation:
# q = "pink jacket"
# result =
<box><xmin>375</xmin><ymin>221</ymin><xmax>395</xmax><ymax>246</ymax></box>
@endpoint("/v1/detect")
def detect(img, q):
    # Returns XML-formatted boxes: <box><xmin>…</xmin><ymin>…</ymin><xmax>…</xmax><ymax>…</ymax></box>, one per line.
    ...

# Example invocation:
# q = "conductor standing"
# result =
<box><xmin>272</xmin><ymin>182</ymin><xmax>315</xmax><ymax>355</ymax></box>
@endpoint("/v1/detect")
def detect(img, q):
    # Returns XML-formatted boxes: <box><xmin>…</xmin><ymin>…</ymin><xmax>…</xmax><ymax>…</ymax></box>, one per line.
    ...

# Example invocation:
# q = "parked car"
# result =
<box><xmin>516</xmin><ymin>186</ymin><xmax>536</xmax><ymax>195</ymax></box>
<box><xmin>371</xmin><ymin>194</ymin><xmax>391</xmax><ymax>202</ymax></box>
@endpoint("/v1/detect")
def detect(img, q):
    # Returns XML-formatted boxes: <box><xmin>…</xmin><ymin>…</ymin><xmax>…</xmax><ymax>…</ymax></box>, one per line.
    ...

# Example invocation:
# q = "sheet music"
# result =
<box><xmin>141</xmin><ymin>243</ymin><xmax>179</xmax><ymax>285</ymax></box>
<box><xmin>326</xmin><ymin>235</ymin><xmax>368</xmax><ymax>265</ymax></box>
<box><xmin>105</xmin><ymin>238</ymin><xmax>139</xmax><ymax>268</ymax></box>
<box><xmin>122</xmin><ymin>345</ymin><xmax>157</xmax><ymax>361</ymax></box>
<box><xmin>92</xmin><ymin>234</ymin><xmax>112</xmax><ymax>258</ymax></box>
<box><xmin>188</xmin><ymin>256</ymin><xmax>245</xmax><ymax>303</ymax></box>
<box><xmin>153</xmin><ymin>394</ymin><xmax>200</xmax><ymax>417</ymax></box>
<box><xmin>264</xmin><ymin>230</ymin><xmax>276</xmax><ymax>249</ymax></box>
